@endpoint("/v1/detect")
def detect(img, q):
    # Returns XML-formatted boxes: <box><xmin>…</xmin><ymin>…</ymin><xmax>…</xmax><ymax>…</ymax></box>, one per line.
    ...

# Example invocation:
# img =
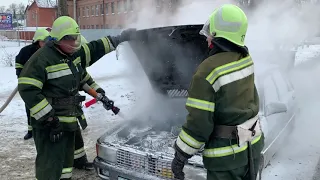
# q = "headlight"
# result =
<box><xmin>97</xmin><ymin>143</ymin><xmax>118</xmax><ymax>163</ymax></box>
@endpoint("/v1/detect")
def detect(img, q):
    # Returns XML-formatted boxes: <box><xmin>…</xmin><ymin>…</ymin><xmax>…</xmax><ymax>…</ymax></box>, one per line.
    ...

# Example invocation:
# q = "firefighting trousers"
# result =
<box><xmin>25</xmin><ymin>104</ymin><xmax>32</xmax><ymax>132</ymax></box>
<box><xmin>206</xmin><ymin>158</ymin><xmax>260</xmax><ymax>180</ymax></box>
<box><xmin>33</xmin><ymin>128</ymin><xmax>75</xmax><ymax>180</ymax></box>
<box><xmin>73</xmin><ymin>128</ymin><xmax>88</xmax><ymax>167</ymax></box>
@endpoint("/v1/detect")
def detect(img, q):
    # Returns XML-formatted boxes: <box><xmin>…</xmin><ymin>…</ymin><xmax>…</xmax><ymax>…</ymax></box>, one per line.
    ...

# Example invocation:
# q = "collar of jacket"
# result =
<box><xmin>31</xmin><ymin>42</ymin><xmax>40</xmax><ymax>50</ymax></box>
<box><xmin>207</xmin><ymin>38</ymin><xmax>249</xmax><ymax>57</ymax></box>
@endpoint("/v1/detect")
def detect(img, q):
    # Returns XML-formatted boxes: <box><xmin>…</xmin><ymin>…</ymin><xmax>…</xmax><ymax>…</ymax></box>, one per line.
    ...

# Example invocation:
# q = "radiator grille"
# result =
<box><xmin>116</xmin><ymin>149</ymin><xmax>174</xmax><ymax>179</ymax></box>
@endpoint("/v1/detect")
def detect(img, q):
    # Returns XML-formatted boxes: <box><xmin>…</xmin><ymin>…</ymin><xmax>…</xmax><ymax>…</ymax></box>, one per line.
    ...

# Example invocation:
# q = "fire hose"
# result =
<box><xmin>0</xmin><ymin>86</ymin><xmax>18</xmax><ymax>113</ymax></box>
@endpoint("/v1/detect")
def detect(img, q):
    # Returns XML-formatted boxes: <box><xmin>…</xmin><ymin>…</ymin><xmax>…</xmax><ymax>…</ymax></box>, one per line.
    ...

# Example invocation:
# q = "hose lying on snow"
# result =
<box><xmin>0</xmin><ymin>85</ymin><xmax>18</xmax><ymax>113</ymax></box>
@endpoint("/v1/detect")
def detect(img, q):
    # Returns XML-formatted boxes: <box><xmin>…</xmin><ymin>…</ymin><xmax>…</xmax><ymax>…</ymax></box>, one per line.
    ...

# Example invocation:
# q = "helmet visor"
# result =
<box><xmin>57</xmin><ymin>34</ymin><xmax>82</xmax><ymax>54</ymax></box>
<box><xmin>199</xmin><ymin>20</ymin><xmax>212</xmax><ymax>38</ymax></box>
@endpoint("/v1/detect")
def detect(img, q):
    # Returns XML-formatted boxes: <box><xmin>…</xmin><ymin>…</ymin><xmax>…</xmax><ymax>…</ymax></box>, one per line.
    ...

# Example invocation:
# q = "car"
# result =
<box><xmin>93</xmin><ymin>24</ymin><xmax>297</xmax><ymax>180</ymax></box>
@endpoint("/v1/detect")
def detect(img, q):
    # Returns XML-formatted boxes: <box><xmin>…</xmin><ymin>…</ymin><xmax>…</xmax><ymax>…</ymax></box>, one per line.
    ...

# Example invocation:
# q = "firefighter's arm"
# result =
<box><xmin>15</xmin><ymin>48</ymin><xmax>27</xmax><ymax>77</ymax></box>
<box><xmin>77</xmin><ymin>37</ymin><xmax>115</xmax><ymax>68</ymax></box>
<box><xmin>176</xmin><ymin>74</ymin><xmax>215</xmax><ymax>156</ymax></box>
<box><xmin>18</xmin><ymin>59</ymin><xmax>54</xmax><ymax>122</ymax></box>
<box><xmin>80</xmin><ymin>70</ymin><xmax>105</xmax><ymax>94</ymax></box>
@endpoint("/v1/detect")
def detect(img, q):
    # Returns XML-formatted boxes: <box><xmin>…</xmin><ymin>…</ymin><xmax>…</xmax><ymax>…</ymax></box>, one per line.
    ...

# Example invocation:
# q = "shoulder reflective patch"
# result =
<box><xmin>206</xmin><ymin>56</ymin><xmax>253</xmax><ymax>92</ymax></box>
<box><xmin>167</xmin><ymin>89</ymin><xmax>188</xmax><ymax>97</ymax></box>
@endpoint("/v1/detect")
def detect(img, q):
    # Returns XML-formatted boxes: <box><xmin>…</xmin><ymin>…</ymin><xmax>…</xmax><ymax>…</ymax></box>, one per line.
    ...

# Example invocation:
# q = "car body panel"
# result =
<box><xmin>93</xmin><ymin>24</ymin><xmax>297</xmax><ymax>180</ymax></box>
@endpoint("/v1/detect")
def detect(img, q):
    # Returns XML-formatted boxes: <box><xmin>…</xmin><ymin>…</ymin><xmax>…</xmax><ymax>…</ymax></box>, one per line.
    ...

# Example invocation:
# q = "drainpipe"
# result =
<box><xmin>73</xmin><ymin>0</ymin><xmax>76</xmax><ymax>20</ymax></box>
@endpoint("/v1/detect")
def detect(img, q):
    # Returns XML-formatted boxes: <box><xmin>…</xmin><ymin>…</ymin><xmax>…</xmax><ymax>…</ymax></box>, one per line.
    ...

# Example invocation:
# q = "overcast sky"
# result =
<box><xmin>2</xmin><ymin>0</ymin><xmax>29</xmax><ymax>8</ymax></box>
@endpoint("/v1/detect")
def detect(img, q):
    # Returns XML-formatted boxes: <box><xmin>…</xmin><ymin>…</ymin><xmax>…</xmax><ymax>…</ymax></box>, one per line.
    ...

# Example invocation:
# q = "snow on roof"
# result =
<box><xmin>35</xmin><ymin>0</ymin><xmax>57</xmax><ymax>8</ymax></box>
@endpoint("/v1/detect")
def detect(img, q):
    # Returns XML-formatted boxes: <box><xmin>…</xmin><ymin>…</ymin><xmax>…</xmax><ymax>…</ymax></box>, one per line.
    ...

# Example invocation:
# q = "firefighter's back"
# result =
<box><xmin>196</xmin><ymin>52</ymin><xmax>264</xmax><ymax>172</ymax></box>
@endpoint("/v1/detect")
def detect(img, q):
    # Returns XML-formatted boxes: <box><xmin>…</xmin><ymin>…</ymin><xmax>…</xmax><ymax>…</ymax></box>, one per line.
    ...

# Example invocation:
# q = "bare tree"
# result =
<box><xmin>18</xmin><ymin>3</ymin><xmax>26</xmax><ymax>20</ymax></box>
<box><xmin>7</xmin><ymin>3</ymin><xmax>18</xmax><ymax>14</ymax></box>
<box><xmin>0</xmin><ymin>6</ymin><xmax>5</xmax><ymax>13</ymax></box>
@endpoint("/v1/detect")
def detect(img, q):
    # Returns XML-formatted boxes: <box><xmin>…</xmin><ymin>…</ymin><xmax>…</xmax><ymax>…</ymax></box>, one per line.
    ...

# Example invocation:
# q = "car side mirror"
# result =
<box><xmin>265</xmin><ymin>102</ymin><xmax>288</xmax><ymax>116</ymax></box>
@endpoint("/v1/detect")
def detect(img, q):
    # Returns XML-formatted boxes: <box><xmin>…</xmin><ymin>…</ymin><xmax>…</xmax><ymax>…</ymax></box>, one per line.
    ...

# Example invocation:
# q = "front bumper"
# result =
<box><xmin>94</xmin><ymin>157</ymin><xmax>165</xmax><ymax>180</ymax></box>
<box><xmin>93</xmin><ymin>157</ymin><xmax>206</xmax><ymax>180</ymax></box>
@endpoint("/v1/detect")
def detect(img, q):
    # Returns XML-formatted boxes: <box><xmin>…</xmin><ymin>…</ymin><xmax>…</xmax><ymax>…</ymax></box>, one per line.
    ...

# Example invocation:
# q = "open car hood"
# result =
<box><xmin>127</xmin><ymin>24</ymin><xmax>208</xmax><ymax>96</ymax></box>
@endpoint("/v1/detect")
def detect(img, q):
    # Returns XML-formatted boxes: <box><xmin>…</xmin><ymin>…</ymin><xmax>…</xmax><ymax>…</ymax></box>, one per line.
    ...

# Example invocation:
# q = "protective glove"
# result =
<box><xmin>96</xmin><ymin>88</ymin><xmax>106</xmax><ymax>96</ymax></box>
<box><xmin>44</xmin><ymin>116</ymin><xmax>63</xmax><ymax>143</ymax></box>
<box><xmin>171</xmin><ymin>143</ymin><xmax>192</xmax><ymax>180</ymax></box>
<box><xmin>107</xmin><ymin>28</ymin><xmax>137</xmax><ymax>48</ymax></box>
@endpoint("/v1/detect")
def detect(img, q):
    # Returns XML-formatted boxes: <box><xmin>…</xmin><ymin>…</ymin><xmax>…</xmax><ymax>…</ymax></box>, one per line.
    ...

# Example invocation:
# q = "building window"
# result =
<box><xmin>86</xmin><ymin>6</ymin><xmax>90</xmax><ymax>17</ymax></box>
<box><xmin>87</xmin><ymin>25</ymin><xmax>90</xmax><ymax>29</ymax></box>
<box><xmin>82</xmin><ymin>25</ymin><xmax>85</xmax><ymax>29</ymax></box>
<box><xmin>77</xmin><ymin>8</ymin><xmax>80</xmax><ymax>17</ymax></box>
<box><xmin>117</xmin><ymin>1</ymin><xmax>121</xmax><ymax>13</ymax></box>
<box><xmin>129</xmin><ymin>0</ymin><xmax>134</xmax><ymax>11</ymax></box>
<box><xmin>91</xmin><ymin>6</ymin><xmax>95</xmax><ymax>16</ymax></box>
<box><xmin>32</xmin><ymin>12</ymin><xmax>35</xmax><ymax>19</ymax></box>
<box><xmin>96</xmin><ymin>25</ymin><xmax>99</xmax><ymax>29</ymax></box>
<box><xmin>101</xmin><ymin>24</ymin><xmax>104</xmax><ymax>29</ymax></box>
<box><xmin>111</xmin><ymin>2</ymin><xmax>115</xmax><ymax>14</ymax></box>
<box><xmin>101</xmin><ymin>4</ymin><xmax>104</xmax><ymax>15</ymax></box>
<box><xmin>82</xmin><ymin>7</ymin><xmax>85</xmax><ymax>17</ymax></box>
<box><xmin>124</xmin><ymin>0</ymin><xmax>128</xmax><ymax>12</ymax></box>
<box><xmin>105</xmin><ymin>3</ymin><xmax>109</xmax><ymax>15</ymax></box>
<box><xmin>96</xmin><ymin>5</ymin><xmax>99</xmax><ymax>16</ymax></box>
<box><xmin>91</xmin><ymin>25</ymin><xmax>94</xmax><ymax>29</ymax></box>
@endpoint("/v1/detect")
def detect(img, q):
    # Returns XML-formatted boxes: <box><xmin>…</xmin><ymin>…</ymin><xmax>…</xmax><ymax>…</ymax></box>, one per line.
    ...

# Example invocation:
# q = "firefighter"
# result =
<box><xmin>72</xmin><ymin>35</ymin><xmax>105</xmax><ymax>171</ymax></box>
<box><xmin>15</xmin><ymin>28</ymin><xmax>50</xmax><ymax>140</ymax></box>
<box><xmin>171</xmin><ymin>4</ymin><xmax>264</xmax><ymax>180</ymax></box>
<box><xmin>18</xmin><ymin>16</ymin><xmax>135</xmax><ymax>179</ymax></box>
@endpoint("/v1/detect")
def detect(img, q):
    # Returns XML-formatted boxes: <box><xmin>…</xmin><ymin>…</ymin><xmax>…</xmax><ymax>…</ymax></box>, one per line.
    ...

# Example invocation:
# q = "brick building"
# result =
<box><xmin>25</xmin><ymin>0</ymin><xmax>57</xmax><ymax>27</ymax></box>
<box><xmin>67</xmin><ymin>0</ymin><xmax>180</xmax><ymax>29</ymax></box>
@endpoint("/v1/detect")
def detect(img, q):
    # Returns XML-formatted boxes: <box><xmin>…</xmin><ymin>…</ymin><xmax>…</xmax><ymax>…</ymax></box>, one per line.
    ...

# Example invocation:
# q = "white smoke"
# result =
<box><xmin>121</xmin><ymin>0</ymin><xmax>320</xmax><ymax>150</ymax></box>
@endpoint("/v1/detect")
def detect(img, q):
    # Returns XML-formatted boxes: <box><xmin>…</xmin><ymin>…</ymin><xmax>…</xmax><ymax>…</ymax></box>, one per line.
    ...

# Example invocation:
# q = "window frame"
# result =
<box><xmin>111</xmin><ymin>2</ymin><xmax>115</xmax><ymax>14</ymax></box>
<box><xmin>96</xmin><ymin>4</ymin><xmax>100</xmax><ymax>16</ymax></box>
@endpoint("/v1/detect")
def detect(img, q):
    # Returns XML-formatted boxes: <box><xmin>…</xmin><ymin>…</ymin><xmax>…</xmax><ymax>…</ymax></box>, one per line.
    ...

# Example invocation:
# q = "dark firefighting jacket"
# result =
<box><xmin>18</xmin><ymin>37</ymin><xmax>114</xmax><ymax>131</ymax></box>
<box><xmin>15</xmin><ymin>43</ymin><xmax>40</xmax><ymax>77</ymax></box>
<box><xmin>176</xmin><ymin>38</ymin><xmax>265</xmax><ymax>171</ymax></box>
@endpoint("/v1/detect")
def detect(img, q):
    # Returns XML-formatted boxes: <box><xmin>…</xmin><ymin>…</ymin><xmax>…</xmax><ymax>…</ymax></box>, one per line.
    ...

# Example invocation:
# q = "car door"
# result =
<box><xmin>262</xmin><ymin>71</ymin><xmax>289</xmax><ymax>146</ymax></box>
<box><xmin>271</xmin><ymin>71</ymin><xmax>296</xmax><ymax>114</ymax></box>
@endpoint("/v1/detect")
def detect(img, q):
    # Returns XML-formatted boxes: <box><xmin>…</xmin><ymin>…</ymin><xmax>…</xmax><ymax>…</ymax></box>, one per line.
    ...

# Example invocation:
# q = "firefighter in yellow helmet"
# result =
<box><xmin>171</xmin><ymin>4</ymin><xmax>264</xmax><ymax>180</ymax></box>
<box><xmin>18</xmin><ymin>16</ymin><xmax>136</xmax><ymax>179</ymax></box>
<box><xmin>15</xmin><ymin>28</ymin><xmax>50</xmax><ymax>140</ymax></box>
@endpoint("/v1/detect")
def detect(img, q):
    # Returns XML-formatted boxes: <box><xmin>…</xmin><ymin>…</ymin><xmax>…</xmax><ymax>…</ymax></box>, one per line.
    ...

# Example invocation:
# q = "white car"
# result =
<box><xmin>93</xmin><ymin>24</ymin><xmax>297</xmax><ymax>180</ymax></box>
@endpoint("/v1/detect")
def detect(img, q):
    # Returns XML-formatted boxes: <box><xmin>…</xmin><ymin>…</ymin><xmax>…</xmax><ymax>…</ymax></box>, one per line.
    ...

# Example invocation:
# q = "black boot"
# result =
<box><xmin>74</xmin><ymin>161</ymin><xmax>94</xmax><ymax>171</ymax></box>
<box><xmin>73</xmin><ymin>155</ymin><xmax>94</xmax><ymax>171</ymax></box>
<box><xmin>23</xmin><ymin>131</ymin><xmax>32</xmax><ymax>140</ymax></box>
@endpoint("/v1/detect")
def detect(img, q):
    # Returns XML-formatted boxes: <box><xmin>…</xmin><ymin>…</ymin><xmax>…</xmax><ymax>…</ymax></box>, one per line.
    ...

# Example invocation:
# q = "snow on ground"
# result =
<box><xmin>1</xmin><ymin>40</ymin><xmax>320</xmax><ymax>180</ymax></box>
